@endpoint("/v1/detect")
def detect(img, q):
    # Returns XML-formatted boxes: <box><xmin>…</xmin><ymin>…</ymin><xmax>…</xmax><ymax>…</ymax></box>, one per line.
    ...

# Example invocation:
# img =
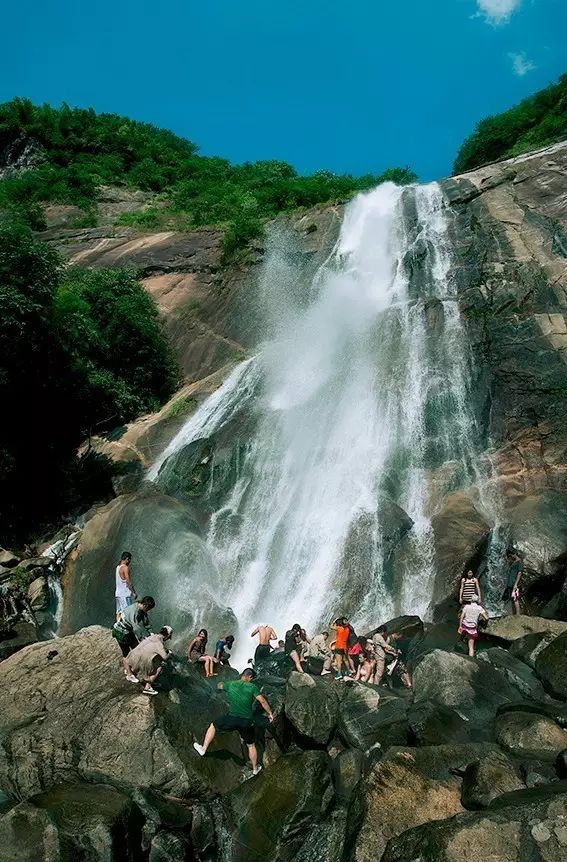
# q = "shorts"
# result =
<box><xmin>116</xmin><ymin>595</ymin><xmax>134</xmax><ymax>614</ymax></box>
<box><xmin>255</xmin><ymin>644</ymin><xmax>271</xmax><ymax>663</ymax></box>
<box><xmin>461</xmin><ymin>625</ymin><xmax>478</xmax><ymax>640</ymax></box>
<box><xmin>214</xmin><ymin>714</ymin><xmax>256</xmax><ymax>745</ymax></box>
<box><xmin>118</xmin><ymin>632</ymin><xmax>138</xmax><ymax>657</ymax></box>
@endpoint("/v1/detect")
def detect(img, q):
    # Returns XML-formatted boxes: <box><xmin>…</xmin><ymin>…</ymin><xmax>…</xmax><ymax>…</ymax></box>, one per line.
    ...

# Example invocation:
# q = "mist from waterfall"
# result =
<box><xmin>151</xmin><ymin>182</ymin><xmax>484</xmax><ymax>666</ymax></box>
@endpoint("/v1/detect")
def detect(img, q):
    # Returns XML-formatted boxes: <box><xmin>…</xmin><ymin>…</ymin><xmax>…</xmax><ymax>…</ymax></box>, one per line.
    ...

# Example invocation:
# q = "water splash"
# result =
<box><xmin>152</xmin><ymin>182</ymin><xmax>486</xmax><ymax>665</ymax></box>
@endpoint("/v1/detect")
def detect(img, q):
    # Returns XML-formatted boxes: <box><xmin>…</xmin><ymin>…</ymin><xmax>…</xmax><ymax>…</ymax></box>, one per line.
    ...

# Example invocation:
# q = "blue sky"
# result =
<box><xmin>1</xmin><ymin>1</ymin><xmax>565</xmax><ymax>180</ymax></box>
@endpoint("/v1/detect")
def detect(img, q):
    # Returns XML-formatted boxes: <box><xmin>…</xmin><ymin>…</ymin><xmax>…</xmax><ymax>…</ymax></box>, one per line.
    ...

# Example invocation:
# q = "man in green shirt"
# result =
<box><xmin>193</xmin><ymin>668</ymin><xmax>274</xmax><ymax>775</ymax></box>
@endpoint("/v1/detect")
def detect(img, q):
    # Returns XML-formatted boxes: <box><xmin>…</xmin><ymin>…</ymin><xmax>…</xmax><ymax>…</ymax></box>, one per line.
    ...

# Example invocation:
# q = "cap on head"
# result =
<box><xmin>471</xmin><ymin>593</ymin><xmax>479</xmax><ymax>603</ymax></box>
<box><xmin>161</xmin><ymin>625</ymin><xmax>173</xmax><ymax>638</ymax></box>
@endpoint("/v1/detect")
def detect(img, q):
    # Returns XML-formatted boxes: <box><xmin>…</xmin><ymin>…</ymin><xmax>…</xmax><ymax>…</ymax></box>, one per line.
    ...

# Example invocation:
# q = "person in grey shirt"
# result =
<box><xmin>112</xmin><ymin>596</ymin><xmax>155</xmax><ymax>681</ymax></box>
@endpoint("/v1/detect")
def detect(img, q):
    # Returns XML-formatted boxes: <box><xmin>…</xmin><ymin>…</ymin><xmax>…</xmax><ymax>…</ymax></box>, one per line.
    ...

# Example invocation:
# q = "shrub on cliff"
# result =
<box><xmin>0</xmin><ymin>98</ymin><xmax>416</xmax><ymax>257</ymax></box>
<box><xmin>0</xmin><ymin>222</ymin><xmax>178</xmax><ymax>543</ymax></box>
<box><xmin>454</xmin><ymin>73</ymin><xmax>567</xmax><ymax>174</ymax></box>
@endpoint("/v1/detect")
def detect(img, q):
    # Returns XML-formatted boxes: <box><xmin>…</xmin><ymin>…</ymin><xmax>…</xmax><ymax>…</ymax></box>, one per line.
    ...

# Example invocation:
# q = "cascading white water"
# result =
<box><xmin>151</xmin><ymin>181</ymin><xmax>485</xmax><ymax>666</ymax></box>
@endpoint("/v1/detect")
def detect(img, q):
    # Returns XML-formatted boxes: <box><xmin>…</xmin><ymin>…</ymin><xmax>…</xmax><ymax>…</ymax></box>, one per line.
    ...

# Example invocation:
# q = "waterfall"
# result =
<box><xmin>151</xmin><ymin>182</ymin><xmax>484</xmax><ymax>665</ymax></box>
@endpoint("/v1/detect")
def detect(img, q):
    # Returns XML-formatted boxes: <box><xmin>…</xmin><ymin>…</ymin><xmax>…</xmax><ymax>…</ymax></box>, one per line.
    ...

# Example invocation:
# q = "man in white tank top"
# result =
<box><xmin>115</xmin><ymin>551</ymin><xmax>136</xmax><ymax>619</ymax></box>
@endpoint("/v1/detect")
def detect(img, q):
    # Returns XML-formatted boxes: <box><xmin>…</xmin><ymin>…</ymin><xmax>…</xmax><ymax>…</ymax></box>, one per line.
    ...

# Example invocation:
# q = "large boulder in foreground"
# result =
<box><xmin>496</xmin><ymin>710</ymin><xmax>567</xmax><ymax>761</ymax></box>
<box><xmin>338</xmin><ymin>685</ymin><xmax>409</xmax><ymax>751</ymax></box>
<box><xmin>0</xmin><ymin>783</ymin><xmax>144</xmax><ymax>862</ymax></box>
<box><xmin>221</xmin><ymin>751</ymin><xmax>334</xmax><ymax>862</ymax></box>
<box><xmin>412</xmin><ymin>650</ymin><xmax>528</xmax><ymax>738</ymax></box>
<box><xmin>382</xmin><ymin>786</ymin><xmax>567</xmax><ymax>862</ymax></box>
<box><xmin>535</xmin><ymin>632</ymin><xmax>567</xmax><ymax>700</ymax></box>
<box><xmin>353</xmin><ymin>748</ymin><xmax>464</xmax><ymax>862</ymax></box>
<box><xmin>0</xmin><ymin>626</ymin><xmax>243</xmax><ymax>800</ymax></box>
<box><xmin>284</xmin><ymin>672</ymin><xmax>343</xmax><ymax>745</ymax></box>
<box><xmin>461</xmin><ymin>750</ymin><xmax>524</xmax><ymax>809</ymax></box>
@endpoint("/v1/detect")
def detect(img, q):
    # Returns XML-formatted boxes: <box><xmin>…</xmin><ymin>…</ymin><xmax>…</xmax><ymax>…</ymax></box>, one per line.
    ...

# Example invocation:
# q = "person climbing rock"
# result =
<box><xmin>458</xmin><ymin>593</ymin><xmax>488</xmax><ymax>657</ymax></box>
<box><xmin>503</xmin><ymin>551</ymin><xmax>523</xmax><ymax>615</ymax></box>
<box><xmin>112</xmin><ymin>595</ymin><xmax>155</xmax><ymax>680</ymax></box>
<box><xmin>193</xmin><ymin>667</ymin><xmax>274</xmax><ymax>775</ymax></box>
<box><xmin>330</xmin><ymin>617</ymin><xmax>350</xmax><ymax>679</ymax></box>
<box><xmin>309</xmin><ymin>629</ymin><xmax>333</xmax><ymax>675</ymax></box>
<box><xmin>188</xmin><ymin>628</ymin><xmax>217</xmax><ymax>678</ymax></box>
<box><xmin>114</xmin><ymin>551</ymin><xmax>136</xmax><ymax>620</ymax></box>
<box><xmin>459</xmin><ymin>569</ymin><xmax>481</xmax><ymax>605</ymax></box>
<box><xmin>251</xmin><ymin>623</ymin><xmax>278</xmax><ymax>664</ymax></box>
<box><xmin>215</xmin><ymin>634</ymin><xmax>235</xmax><ymax>664</ymax></box>
<box><xmin>372</xmin><ymin>625</ymin><xmax>400</xmax><ymax>685</ymax></box>
<box><xmin>124</xmin><ymin>625</ymin><xmax>172</xmax><ymax>695</ymax></box>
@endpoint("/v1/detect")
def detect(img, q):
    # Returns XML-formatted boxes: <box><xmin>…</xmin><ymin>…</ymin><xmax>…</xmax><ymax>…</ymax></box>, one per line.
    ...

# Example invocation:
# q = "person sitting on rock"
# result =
<box><xmin>114</xmin><ymin>551</ymin><xmax>137</xmax><ymax>621</ymax></box>
<box><xmin>273</xmin><ymin>639</ymin><xmax>285</xmax><ymax>653</ymax></box>
<box><xmin>124</xmin><ymin>625</ymin><xmax>172</xmax><ymax>696</ymax></box>
<box><xmin>284</xmin><ymin>623</ymin><xmax>304</xmax><ymax>673</ymax></box>
<box><xmin>250</xmin><ymin>623</ymin><xmax>278</xmax><ymax>664</ymax></box>
<box><xmin>299</xmin><ymin>628</ymin><xmax>311</xmax><ymax>663</ymax></box>
<box><xmin>459</xmin><ymin>569</ymin><xmax>481</xmax><ymax>605</ymax></box>
<box><xmin>330</xmin><ymin>617</ymin><xmax>350</xmax><ymax>680</ymax></box>
<box><xmin>458</xmin><ymin>593</ymin><xmax>488</xmax><ymax>658</ymax></box>
<box><xmin>193</xmin><ymin>667</ymin><xmax>274</xmax><ymax>775</ymax></box>
<box><xmin>387</xmin><ymin>631</ymin><xmax>413</xmax><ymax>689</ymax></box>
<box><xmin>112</xmin><ymin>595</ymin><xmax>155</xmax><ymax>680</ymax></box>
<box><xmin>503</xmin><ymin>551</ymin><xmax>523</xmax><ymax>615</ymax></box>
<box><xmin>188</xmin><ymin>628</ymin><xmax>217</xmax><ymax>678</ymax></box>
<box><xmin>308</xmin><ymin>629</ymin><xmax>333</xmax><ymax>675</ymax></box>
<box><xmin>214</xmin><ymin>634</ymin><xmax>235</xmax><ymax>664</ymax></box>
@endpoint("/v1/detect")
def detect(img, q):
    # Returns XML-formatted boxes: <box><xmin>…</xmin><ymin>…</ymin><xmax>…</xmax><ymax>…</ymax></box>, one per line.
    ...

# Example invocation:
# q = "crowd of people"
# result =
<box><xmin>110</xmin><ymin>546</ymin><xmax>526</xmax><ymax>770</ymax></box>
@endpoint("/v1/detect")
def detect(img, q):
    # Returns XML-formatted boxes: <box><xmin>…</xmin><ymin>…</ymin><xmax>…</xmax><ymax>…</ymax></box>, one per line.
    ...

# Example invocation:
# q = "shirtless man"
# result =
<box><xmin>251</xmin><ymin>623</ymin><xmax>277</xmax><ymax>664</ymax></box>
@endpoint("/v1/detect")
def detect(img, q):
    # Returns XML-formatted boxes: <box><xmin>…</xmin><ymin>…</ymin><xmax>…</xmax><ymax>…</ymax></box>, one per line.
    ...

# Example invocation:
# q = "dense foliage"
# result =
<box><xmin>454</xmin><ymin>74</ymin><xmax>567</xmax><ymax>174</ymax></box>
<box><xmin>0</xmin><ymin>98</ymin><xmax>416</xmax><ymax>258</ymax></box>
<box><xmin>0</xmin><ymin>223</ymin><xmax>178</xmax><ymax>543</ymax></box>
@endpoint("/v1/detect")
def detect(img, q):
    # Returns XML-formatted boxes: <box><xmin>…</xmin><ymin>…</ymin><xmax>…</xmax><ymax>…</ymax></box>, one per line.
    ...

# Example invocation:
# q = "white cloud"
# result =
<box><xmin>476</xmin><ymin>0</ymin><xmax>521</xmax><ymax>24</ymax></box>
<box><xmin>509</xmin><ymin>51</ymin><xmax>536</xmax><ymax>76</ymax></box>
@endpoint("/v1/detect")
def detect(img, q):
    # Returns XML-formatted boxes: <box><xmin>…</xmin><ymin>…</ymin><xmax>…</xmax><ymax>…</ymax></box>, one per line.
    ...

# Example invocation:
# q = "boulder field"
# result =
<box><xmin>1</xmin><ymin>616</ymin><xmax>567</xmax><ymax>861</ymax></box>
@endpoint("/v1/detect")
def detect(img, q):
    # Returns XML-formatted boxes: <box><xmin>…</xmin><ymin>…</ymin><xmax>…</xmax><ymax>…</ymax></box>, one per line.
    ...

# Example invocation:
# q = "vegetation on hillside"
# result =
<box><xmin>0</xmin><ymin>98</ymin><xmax>416</xmax><ymax>259</ymax></box>
<box><xmin>0</xmin><ymin>222</ymin><xmax>178</xmax><ymax>544</ymax></box>
<box><xmin>454</xmin><ymin>73</ymin><xmax>567</xmax><ymax>174</ymax></box>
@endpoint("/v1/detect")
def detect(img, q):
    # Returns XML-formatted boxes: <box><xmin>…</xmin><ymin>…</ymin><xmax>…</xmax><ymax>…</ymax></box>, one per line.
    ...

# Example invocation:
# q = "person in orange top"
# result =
<box><xmin>330</xmin><ymin>616</ymin><xmax>350</xmax><ymax>680</ymax></box>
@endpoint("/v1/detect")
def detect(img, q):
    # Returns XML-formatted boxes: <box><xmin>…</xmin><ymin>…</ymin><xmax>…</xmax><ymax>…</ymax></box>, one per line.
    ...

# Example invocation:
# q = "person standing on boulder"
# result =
<box><xmin>503</xmin><ymin>551</ymin><xmax>523</xmax><ymax>615</ymax></box>
<box><xmin>458</xmin><ymin>593</ymin><xmax>488</xmax><ymax>657</ymax></box>
<box><xmin>372</xmin><ymin>625</ymin><xmax>401</xmax><ymax>685</ymax></box>
<box><xmin>112</xmin><ymin>595</ymin><xmax>155</xmax><ymax>679</ymax></box>
<box><xmin>115</xmin><ymin>551</ymin><xmax>137</xmax><ymax>620</ymax></box>
<box><xmin>251</xmin><ymin>623</ymin><xmax>278</xmax><ymax>665</ymax></box>
<box><xmin>193</xmin><ymin>667</ymin><xmax>274</xmax><ymax>775</ymax></box>
<box><xmin>330</xmin><ymin>617</ymin><xmax>350</xmax><ymax>680</ymax></box>
<box><xmin>459</xmin><ymin>570</ymin><xmax>481</xmax><ymax>605</ymax></box>
<box><xmin>284</xmin><ymin>623</ymin><xmax>305</xmax><ymax>673</ymax></box>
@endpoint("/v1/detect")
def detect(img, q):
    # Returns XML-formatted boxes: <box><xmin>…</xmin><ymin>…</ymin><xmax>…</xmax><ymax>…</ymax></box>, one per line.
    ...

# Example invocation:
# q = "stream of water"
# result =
<box><xmin>151</xmin><ymin>182</ymin><xmax>490</xmax><ymax>665</ymax></box>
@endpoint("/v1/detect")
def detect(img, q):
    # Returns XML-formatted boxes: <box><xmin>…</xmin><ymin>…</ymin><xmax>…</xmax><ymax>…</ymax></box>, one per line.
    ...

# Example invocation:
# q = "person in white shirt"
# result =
<box><xmin>458</xmin><ymin>593</ymin><xmax>488</xmax><ymax>657</ymax></box>
<box><xmin>115</xmin><ymin>551</ymin><xmax>136</xmax><ymax>620</ymax></box>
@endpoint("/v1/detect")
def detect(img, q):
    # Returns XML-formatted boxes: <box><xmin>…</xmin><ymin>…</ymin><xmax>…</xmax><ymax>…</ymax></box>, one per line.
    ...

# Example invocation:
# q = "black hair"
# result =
<box><xmin>241</xmin><ymin>667</ymin><xmax>256</xmax><ymax>678</ymax></box>
<box><xmin>140</xmin><ymin>595</ymin><xmax>155</xmax><ymax>610</ymax></box>
<box><xmin>159</xmin><ymin>626</ymin><xmax>172</xmax><ymax>638</ymax></box>
<box><xmin>226</xmin><ymin>635</ymin><xmax>235</xmax><ymax>647</ymax></box>
<box><xmin>121</xmin><ymin>551</ymin><xmax>132</xmax><ymax>561</ymax></box>
<box><xmin>335</xmin><ymin>617</ymin><xmax>347</xmax><ymax>626</ymax></box>
<box><xmin>376</xmin><ymin>625</ymin><xmax>387</xmax><ymax>634</ymax></box>
<box><xmin>291</xmin><ymin>623</ymin><xmax>301</xmax><ymax>632</ymax></box>
<box><xmin>198</xmin><ymin>628</ymin><xmax>208</xmax><ymax>642</ymax></box>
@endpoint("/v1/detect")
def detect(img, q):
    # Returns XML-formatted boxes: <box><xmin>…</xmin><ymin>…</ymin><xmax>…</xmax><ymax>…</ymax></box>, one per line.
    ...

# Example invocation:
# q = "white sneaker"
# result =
<box><xmin>193</xmin><ymin>743</ymin><xmax>205</xmax><ymax>757</ymax></box>
<box><xmin>142</xmin><ymin>686</ymin><xmax>158</xmax><ymax>695</ymax></box>
<box><xmin>252</xmin><ymin>765</ymin><xmax>263</xmax><ymax>776</ymax></box>
<box><xmin>321</xmin><ymin>670</ymin><xmax>332</xmax><ymax>676</ymax></box>
<box><xmin>125</xmin><ymin>674</ymin><xmax>139</xmax><ymax>683</ymax></box>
